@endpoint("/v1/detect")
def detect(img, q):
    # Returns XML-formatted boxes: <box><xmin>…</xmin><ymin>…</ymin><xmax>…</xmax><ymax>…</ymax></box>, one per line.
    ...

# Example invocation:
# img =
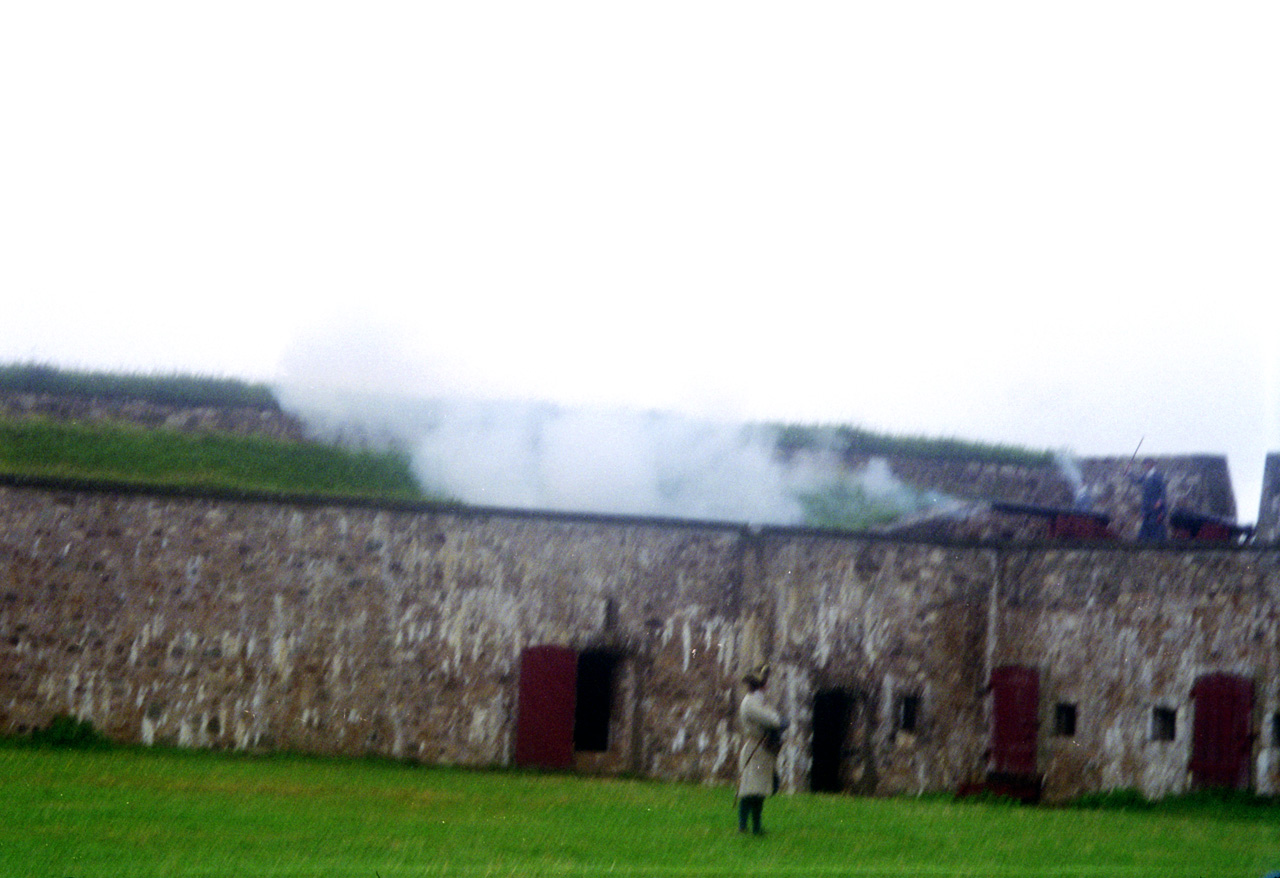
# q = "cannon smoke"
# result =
<box><xmin>274</xmin><ymin>385</ymin><xmax>946</xmax><ymax>528</ymax></box>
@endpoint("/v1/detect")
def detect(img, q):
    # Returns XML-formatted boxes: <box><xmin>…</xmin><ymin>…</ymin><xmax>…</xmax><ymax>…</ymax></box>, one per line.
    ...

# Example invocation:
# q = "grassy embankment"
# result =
<box><xmin>2</xmin><ymin>743</ymin><xmax>1277</xmax><ymax>878</ymax></box>
<box><xmin>0</xmin><ymin>362</ymin><xmax>1059</xmax><ymax>521</ymax></box>
<box><xmin>769</xmin><ymin>424</ymin><xmax>1055</xmax><ymax>468</ymax></box>
<box><xmin>0</xmin><ymin>362</ymin><xmax>281</xmax><ymax>409</ymax></box>
<box><xmin>768</xmin><ymin>424</ymin><xmax>1057</xmax><ymax>530</ymax></box>
<box><xmin>0</xmin><ymin>417</ymin><xmax>427</xmax><ymax>501</ymax></box>
<box><xmin>0</xmin><ymin>363</ymin><xmax>429</xmax><ymax>501</ymax></box>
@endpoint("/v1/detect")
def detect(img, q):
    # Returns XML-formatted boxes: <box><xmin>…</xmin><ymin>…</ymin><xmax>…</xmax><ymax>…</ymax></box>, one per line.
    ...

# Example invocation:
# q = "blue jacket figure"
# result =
<box><xmin>1133</xmin><ymin>461</ymin><xmax>1167</xmax><ymax>541</ymax></box>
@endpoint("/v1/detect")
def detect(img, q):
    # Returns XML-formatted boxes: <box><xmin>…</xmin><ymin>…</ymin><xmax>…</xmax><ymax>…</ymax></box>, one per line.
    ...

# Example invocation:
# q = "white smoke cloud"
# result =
<box><xmin>1053</xmin><ymin>448</ymin><xmax>1097</xmax><ymax>509</ymax></box>
<box><xmin>429</xmin><ymin>404</ymin><xmax>803</xmax><ymax>522</ymax></box>
<box><xmin>275</xmin><ymin>386</ymin><xmax>809</xmax><ymax>524</ymax></box>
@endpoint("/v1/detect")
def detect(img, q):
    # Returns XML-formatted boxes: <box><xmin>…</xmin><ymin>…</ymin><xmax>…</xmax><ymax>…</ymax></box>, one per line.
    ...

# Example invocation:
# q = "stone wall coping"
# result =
<box><xmin>3</xmin><ymin>471</ymin><xmax>1277</xmax><ymax>554</ymax></box>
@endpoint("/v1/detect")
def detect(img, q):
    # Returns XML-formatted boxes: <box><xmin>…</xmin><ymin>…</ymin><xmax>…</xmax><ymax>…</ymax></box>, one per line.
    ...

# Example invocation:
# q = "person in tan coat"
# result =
<box><xmin>737</xmin><ymin>664</ymin><xmax>788</xmax><ymax>835</ymax></box>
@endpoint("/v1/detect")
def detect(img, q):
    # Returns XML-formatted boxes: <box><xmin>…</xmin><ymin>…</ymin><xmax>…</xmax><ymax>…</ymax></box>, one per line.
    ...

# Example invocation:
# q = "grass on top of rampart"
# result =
<box><xmin>0</xmin><ymin>362</ymin><xmax>1059</xmax><ymax>521</ymax></box>
<box><xmin>4</xmin><ymin>363</ymin><xmax>1058</xmax><ymax>469</ymax></box>
<box><xmin>0</xmin><ymin>416</ymin><xmax>432</xmax><ymax>502</ymax></box>
<box><xmin>0</xmin><ymin>361</ymin><xmax>279</xmax><ymax>409</ymax></box>
<box><xmin>766</xmin><ymin>422</ymin><xmax>1056</xmax><ymax>467</ymax></box>
<box><xmin>1</xmin><ymin>742</ymin><xmax>1277</xmax><ymax>878</ymax></box>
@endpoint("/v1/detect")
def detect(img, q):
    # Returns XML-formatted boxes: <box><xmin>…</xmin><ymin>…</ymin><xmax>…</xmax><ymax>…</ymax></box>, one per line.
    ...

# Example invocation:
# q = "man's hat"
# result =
<box><xmin>743</xmin><ymin>663</ymin><xmax>771</xmax><ymax>686</ymax></box>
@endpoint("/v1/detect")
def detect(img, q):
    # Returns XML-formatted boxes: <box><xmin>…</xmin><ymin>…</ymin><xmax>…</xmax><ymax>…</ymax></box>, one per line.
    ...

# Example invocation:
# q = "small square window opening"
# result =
<box><xmin>1054</xmin><ymin>703</ymin><xmax>1077</xmax><ymax>737</ymax></box>
<box><xmin>1152</xmin><ymin>706</ymin><xmax>1177</xmax><ymax>742</ymax></box>
<box><xmin>897</xmin><ymin>693</ymin><xmax>921</xmax><ymax>734</ymax></box>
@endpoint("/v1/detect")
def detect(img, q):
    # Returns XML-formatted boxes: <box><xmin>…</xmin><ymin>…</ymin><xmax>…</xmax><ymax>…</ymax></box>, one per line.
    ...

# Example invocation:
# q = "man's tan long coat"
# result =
<box><xmin>737</xmin><ymin>689</ymin><xmax>784</xmax><ymax>797</ymax></box>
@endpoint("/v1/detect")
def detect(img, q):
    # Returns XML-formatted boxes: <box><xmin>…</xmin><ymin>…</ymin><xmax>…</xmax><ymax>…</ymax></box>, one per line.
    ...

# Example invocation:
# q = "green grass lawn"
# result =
<box><xmin>2</xmin><ymin>746</ymin><xmax>1277</xmax><ymax>877</ymax></box>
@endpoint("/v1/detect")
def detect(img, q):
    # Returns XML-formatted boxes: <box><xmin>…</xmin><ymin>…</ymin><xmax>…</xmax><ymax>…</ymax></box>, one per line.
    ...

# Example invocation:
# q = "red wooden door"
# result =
<box><xmin>514</xmin><ymin>645</ymin><xmax>578</xmax><ymax>769</ymax></box>
<box><xmin>990</xmin><ymin>665</ymin><xmax>1039</xmax><ymax>776</ymax></box>
<box><xmin>1190</xmin><ymin>673</ymin><xmax>1253</xmax><ymax>790</ymax></box>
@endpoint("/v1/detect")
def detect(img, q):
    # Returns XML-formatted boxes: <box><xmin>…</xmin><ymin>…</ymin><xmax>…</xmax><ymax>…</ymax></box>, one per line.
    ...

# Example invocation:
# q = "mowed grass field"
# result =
<box><xmin>3</xmin><ymin>746</ymin><xmax>1278</xmax><ymax>877</ymax></box>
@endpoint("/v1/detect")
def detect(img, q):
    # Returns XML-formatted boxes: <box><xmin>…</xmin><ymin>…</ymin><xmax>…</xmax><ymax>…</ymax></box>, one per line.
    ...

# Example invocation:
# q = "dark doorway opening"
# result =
<box><xmin>811</xmin><ymin>688</ymin><xmax>856</xmax><ymax>792</ymax></box>
<box><xmin>574</xmin><ymin>650</ymin><xmax>619</xmax><ymax>752</ymax></box>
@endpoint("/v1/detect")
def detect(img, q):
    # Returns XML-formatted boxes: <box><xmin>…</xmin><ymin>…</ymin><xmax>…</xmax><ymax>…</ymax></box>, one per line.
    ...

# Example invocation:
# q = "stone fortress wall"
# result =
<box><xmin>3</xmin><ymin>391</ymin><xmax>1278</xmax><ymax>802</ymax></box>
<box><xmin>2</xmin><ymin>473</ymin><xmax>1279</xmax><ymax>802</ymax></box>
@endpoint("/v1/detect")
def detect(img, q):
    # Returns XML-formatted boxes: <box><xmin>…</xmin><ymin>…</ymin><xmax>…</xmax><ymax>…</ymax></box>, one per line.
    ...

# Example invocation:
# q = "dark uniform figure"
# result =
<box><xmin>1136</xmin><ymin>461</ymin><xmax>1167</xmax><ymax>541</ymax></box>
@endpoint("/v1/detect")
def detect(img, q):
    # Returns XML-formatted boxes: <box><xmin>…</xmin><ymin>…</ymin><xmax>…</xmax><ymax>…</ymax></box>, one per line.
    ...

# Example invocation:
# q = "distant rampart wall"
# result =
<box><xmin>0</xmin><ymin>392</ymin><xmax>306</xmax><ymax>441</ymax></box>
<box><xmin>1259</xmin><ymin>454</ymin><xmax>1280</xmax><ymax>542</ymax></box>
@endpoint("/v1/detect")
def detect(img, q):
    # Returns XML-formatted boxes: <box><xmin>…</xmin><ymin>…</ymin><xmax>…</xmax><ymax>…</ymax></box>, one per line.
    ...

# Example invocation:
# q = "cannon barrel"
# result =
<box><xmin>1168</xmin><ymin>508</ymin><xmax>1254</xmax><ymax>543</ymax></box>
<box><xmin>990</xmin><ymin>501</ymin><xmax>1114</xmax><ymax>540</ymax></box>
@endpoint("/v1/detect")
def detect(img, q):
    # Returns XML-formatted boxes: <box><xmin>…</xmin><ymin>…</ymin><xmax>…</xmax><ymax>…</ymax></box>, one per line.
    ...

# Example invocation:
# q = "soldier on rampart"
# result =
<box><xmin>1130</xmin><ymin>460</ymin><xmax>1168</xmax><ymax>541</ymax></box>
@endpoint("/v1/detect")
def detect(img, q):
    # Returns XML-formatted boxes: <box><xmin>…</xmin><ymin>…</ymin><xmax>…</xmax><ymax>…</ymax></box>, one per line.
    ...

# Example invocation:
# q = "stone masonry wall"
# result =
<box><xmin>4</xmin><ymin>480</ymin><xmax>1280</xmax><ymax>802</ymax></box>
<box><xmin>847</xmin><ymin>454</ymin><xmax>1075</xmax><ymax>508</ymax></box>
<box><xmin>994</xmin><ymin>544</ymin><xmax>1280</xmax><ymax>800</ymax></box>
<box><xmin>0</xmin><ymin>483</ymin><xmax>745</xmax><ymax>781</ymax></box>
<box><xmin>755</xmin><ymin>532</ymin><xmax>992</xmax><ymax>796</ymax></box>
<box><xmin>751</xmin><ymin>534</ymin><xmax>1280</xmax><ymax>801</ymax></box>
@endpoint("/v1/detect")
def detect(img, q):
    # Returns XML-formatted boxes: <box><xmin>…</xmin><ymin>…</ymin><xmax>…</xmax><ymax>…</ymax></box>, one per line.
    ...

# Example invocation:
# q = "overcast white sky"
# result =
<box><xmin>3</xmin><ymin>3</ymin><xmax>1277</xmax><ymax>520</ymax></box>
